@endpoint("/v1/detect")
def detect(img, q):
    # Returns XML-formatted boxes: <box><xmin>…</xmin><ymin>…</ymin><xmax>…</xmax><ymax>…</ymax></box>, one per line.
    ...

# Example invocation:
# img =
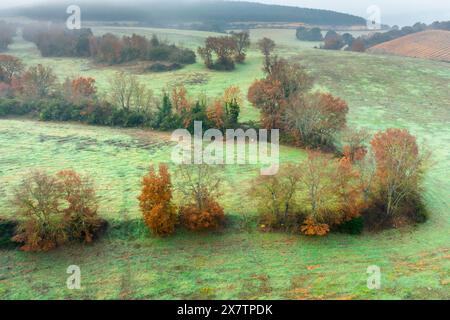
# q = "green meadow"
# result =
<box><xmin>0</xmin><ymin>26</ymin><xmax>449</xmax><ymax>299</ymax></box>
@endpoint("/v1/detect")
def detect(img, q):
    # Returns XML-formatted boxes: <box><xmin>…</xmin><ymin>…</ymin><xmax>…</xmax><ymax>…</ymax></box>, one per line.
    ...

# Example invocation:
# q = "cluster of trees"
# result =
<box><xmin>248</xmin><ymin>38</ymin><xmax>348</xmax><ymax>149</ymax></box>
<box><xmin>197</xmin><ymin>31</ymin><xmax>250</xmax><ymax>70</ymax></box>
<box><xmin>253</xmin><ymin>128</ymin><xmax>429</xmax><ymax>235</ymax></box>
<box><xmin>320</xmin><ymin>20</ymin><xmax>450</xmax><ymax>52</ymax></box>
<box><xmin>321</xmin><ymin>31</ymin><xmax>365</xmax><ymax>52</ymax></box>
<box><xmin>0</xmin><ymin>56</ymin><xmax>241</xmax><ymax>132</ymax></box>
<box><xmin>0</xmin><ymin>21</ymin><xmax>17</xmax><ymax>51</ymax></box>
<box><xmin>90</xmin><ymin>33</ymin><xmax>196</xmax><ymax>65</ymax></box>
<box><xmin>23</xmin><ymin>24</ymin><xmax>92</xmax><ymax>57</ymax></box>
<box><xmin>22</xmin><ymin>24</ymin><xmax>196</xmax><ymax>66</ymax></box>
<box><xmin>139</xmin><ymin>163</ymin><xmax>225</xmax><ymax>236</ymax></box>
<box><xmin>8</xmin><ymin>170</ymin><xmax>106</xmax><ymax>251</ymax></box>
<box><xmin>296</xmin><ymin>27</ymin><xmax>323</xmax><ymax>41</ymax></box>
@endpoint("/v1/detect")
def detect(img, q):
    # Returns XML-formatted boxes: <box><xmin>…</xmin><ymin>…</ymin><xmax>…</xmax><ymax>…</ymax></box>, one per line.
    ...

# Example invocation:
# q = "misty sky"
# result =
<box><xmin>0</xmin><ymin>0</ymin><xmax>448</xmax><ymax>26</ymax></box>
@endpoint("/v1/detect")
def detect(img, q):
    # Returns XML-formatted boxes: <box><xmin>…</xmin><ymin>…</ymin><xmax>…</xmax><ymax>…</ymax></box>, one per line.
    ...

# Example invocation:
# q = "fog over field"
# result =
<box><xmin>0</xmin><ymin>0</ymin><xmax>448</xmax><ymax>26</ymax></box>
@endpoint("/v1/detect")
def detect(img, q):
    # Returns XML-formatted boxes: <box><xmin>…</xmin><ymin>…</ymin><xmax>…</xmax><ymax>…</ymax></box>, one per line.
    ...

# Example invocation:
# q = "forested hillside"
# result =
<box><xmin>1</xmin><ymin>0</ymin><xmax>366</xmax><ymax>28</ymax></box>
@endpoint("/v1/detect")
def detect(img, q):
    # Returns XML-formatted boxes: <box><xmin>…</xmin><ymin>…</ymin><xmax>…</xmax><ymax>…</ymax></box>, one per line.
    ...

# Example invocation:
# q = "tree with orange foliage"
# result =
<box><xmin>223</xmin><ymin>85</ymin><xmax>243</xmax><ymax>107</ymax></box>
<box><xmin>57</xmin><ymin>170</ymin><xmax>103</xmax><ymax>243</ymax></box>
<box><xmin>17</xmin><ymin>64</ymin><xmax>57</xmax><ymax>100</ymax></box>
<box><xmin>285</xmin><ymin>92</ymin><xmax>348</xmax><ymax>147</ymax></box>
<box><xmin>370</xmin><ymin>128</ymin><xmax>429</xmax><ymax>218</ymax></box>
<box><xmin>206</xmin><ymin>88</ymin><xmax>241</xmax><ymax>130</ymax></box>
<box><xmin>300</xmin><ymin>218</ymin><xmax>330</xmax><ymax>236</ymax></box>
<box><xmin>248</xmin><ymin>57</ymin><xmax>313</xmax><ymax>131</ymax></box>
<box><xmin>351</xmin><ymin>38</ymin><xmax>366</xmax><ymax>52</ymax></box>
<box><xmin>12</xmin><ymin>170</ymin><xmax>103</xmax><ymax>251</ymax></box>
<box><xmin>138</xmin><ymin>164</ymin><xmax>177</xmax><ymax>236</ymax></box>
<box><xmin>176</xmin><ymin>164</ymin><xmax>225</xmax><ymax>231</ymax></box>
<box><xmin>341</xmin><ymin>128</ymin><xmax>370</xmax><ymax>162</ymax></box>
<box><xmin>335</xmin><ymin>156</ymin><xmax>366</xmax><ymax>222</ymax></box>
<box><xmin>64</xmin><ymin>76</ymin><xmax>97</xmax><ymax>104</ymax></box>
<box><xmin>171</xmin><ymin>85</ymin><xmax>191</xmax><ymax>115</ymax></box>
<box><xmin>0</xmin><ymin>55</ymin><xmax>23</xmax><ymax>84</ymax></box>
<box><xmin>248</xmin><ymin>78</ymin><xmax>285</xmax><ymax>129</ymax></box>
<box><xmin>207</xmin><ymin>98</ymin><xmax>226</xmax><ymax>129</ymax></box>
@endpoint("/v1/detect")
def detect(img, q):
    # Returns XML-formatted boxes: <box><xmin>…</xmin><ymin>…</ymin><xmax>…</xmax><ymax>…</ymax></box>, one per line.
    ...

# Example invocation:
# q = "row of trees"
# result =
<box><xmin>4</xmin><ymin>124</ymin><xmax>428</xmax><ymax>251</ymax></box>
<box><xmin>23</xmin><ymin>24</ymin><xmax>92</xmax><ymax>57</ymax></box>
<box><xmin>197</xmin><ymin>31</ymin><xmax>250</xmax><ymax>70</ymax></box>
<box><xmin>2</xmin><ymin>162</ymin><xmax>225</xmax><ymax>251</ymax></box>
<box><xmin>321</xmin><ymin>30</ymin><xmax>365</xmax><ymax>52</ymax></box>
<box><xmin>249</xmin><ymin>38</ymin><xmax>348</xmax><ymax>149</ymax></box>
<box><xmin>22</xmin><ymin>23</ymin><xmax>196</xmax><ymax>66</ymax></box>
<box><xmin>296</xmin><ymin>27</ymin><xmax>324</xmax><ymax>41</ymax></box>
<box><xmin>318</xmin><ymin>20</ymin><xmax>450</xmax><ymax>52</ymax></box>
<box><xmin>363</xmin><ymin>21</ymin><xmax>450</xmax><ymax>49</ymax></box>
<box><xmin>0</xmin><ymin>21</ymin><xmax>17</xmax><ymax>52</ymax></box>
<box><xmin>0</xmin><ymin>55</ymin><xmax>240</xmax><ymax>132</ymax></box>
<box><xmin>253</xmin><ymin>128</ymin><xmax>429</xmax><ymax>235</ymax></box>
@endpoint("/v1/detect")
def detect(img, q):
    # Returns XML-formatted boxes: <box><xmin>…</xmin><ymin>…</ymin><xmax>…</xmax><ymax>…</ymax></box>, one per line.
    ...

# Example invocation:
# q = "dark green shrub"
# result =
<box><xmin>0</xmin><ymin>98</ymin><xmax>27</xmax><ymax>116</ymax></box>
<box><xmin>335</xmin><ymin>216</ymin><xmax>364</xmax><ymax>235</ymax></box>
<box><xmin>0</xmin><ymin>219</ymin><xmax>18</xmax><ymax>249</ymax></box>
<box><xmin>146</xmin><ymin>62</ymin><xmax>182</xmax><ymax>72</ymax></box>
<box><xmin>83</xmin><ymin>101</ymin><xmax>113</xmax><ymax>125</ymax></box>
<box><xmin>169</xmin><ymin>48</ymin><xmax>196</xmax><ymax>64</ymax></box>
<box><xmin>148</xmin><ymin>46</ymin><xmax>172</xmax><ymax>61</ymax></box>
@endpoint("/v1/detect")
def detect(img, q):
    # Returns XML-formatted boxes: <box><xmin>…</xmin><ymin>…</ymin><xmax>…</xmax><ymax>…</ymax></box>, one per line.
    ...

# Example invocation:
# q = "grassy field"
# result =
<box><xmin>0</xmin><ymin>26</ymin><xmax>449</xmax><ymax>299</ymax></box>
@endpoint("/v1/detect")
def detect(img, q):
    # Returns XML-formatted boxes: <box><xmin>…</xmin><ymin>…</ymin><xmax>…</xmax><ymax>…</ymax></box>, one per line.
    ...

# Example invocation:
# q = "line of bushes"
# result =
<box><xmin>0</xmin><ymin>58</ymin><xmax>242</xmax><ymax>133</ymax></box>
<box><xmin>22</xmin><ymin>23</ymin><xmax>196</xmax><ymax>66</ymax></box>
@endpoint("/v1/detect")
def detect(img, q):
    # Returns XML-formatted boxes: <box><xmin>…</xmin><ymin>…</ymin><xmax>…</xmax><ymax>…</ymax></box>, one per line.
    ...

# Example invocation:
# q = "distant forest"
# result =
<box><xmin>1</xmin><ymin>0</ymin><xmax>366</xmax><ymax>29</ymax></box>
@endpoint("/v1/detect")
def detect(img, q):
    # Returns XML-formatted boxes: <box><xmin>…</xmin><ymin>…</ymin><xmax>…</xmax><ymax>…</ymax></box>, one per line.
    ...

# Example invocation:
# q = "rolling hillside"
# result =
<box><xmin>0</xmin><ymin>0</ymin><xmax>367</xmax><ymax>28</ymax></box>
<box><xmin>368</xmin><ymin>30</ymin><xmax>450</xmax><ymax>62</ymax></box>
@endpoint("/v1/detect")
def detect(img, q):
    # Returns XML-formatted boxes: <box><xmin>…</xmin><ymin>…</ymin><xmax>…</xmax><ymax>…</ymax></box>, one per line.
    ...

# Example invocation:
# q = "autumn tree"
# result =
<box><xmin>257</xmin><ymin>37</ymin><xmax>276</xmax><ymax>73</ymax></box>
<box><xmin>223</xmin><ymin>85</ymin><xmax>243</xmax><ymax>107</ymax></box>
<box><xmin>197</xmin><ymin>46</ymin><xmax>213</xmax><ymax>68</ymax></box>
<box><xmin>351</xmin><ymin>38</ymin><xmax>366</xmax><ymax>52</ymax></box>
<box><xmin>0</xmin><ymin>55</ymin><xmax>24</xmax><ymax>84</ymax></box>
<box><xmin>250</xmin><ymin>164</ymin><xmax>301</xmax><ymax>230</ymax></box>
<box><xmin>370</xmin><ymin>128</ymin><xmax>429</xmax><ymax>219</ymax></box>
<box><xmin>285</xmin><ymin>92</ymin><xmax>348</xmax><ymax>148</ymax></box>
<box><xmin>323</xmin><ymin>30</ymin><xmax>344</xmax><ymax>50</ymax></box>
<box><xmin>230</xmin><ymin>31</ymin><xmax>250</xmax><ymax>63</ymax></box>
<box><xmin>63</xmin><ymin>76</ymin><xmax>97</xmax><ymax>104</ymax></box>
<box><xmin>248</xmin><ymin>58</ymin><xmax>313</xmax><ymax>131</ymax></box>
<box><xmin>198</xmin><ymin>36</ymin><xmax>237</xmax><ymax>70</ymax></box>
<box><xmin>138</xmin><ymin>164</ymin><xmax>177</xmax><ymax>236</ymax></box>
<box><xmin>248</xmin><ymin>78</ymin><xmax>285</xmax><ymax>129</ymax></box>
<box><xmin>12</xmin><ymin>170</ymin><xmax>103</xmax><ymax>251</ymax></box>
<box><xmin>108</xmin><ymin>72</ymin><xmax>154</xmax><ymax>112</ymax></box>
<box><xmin>335</xmin><ymin>156</ymin><xmax>366</xmax><ymax>222</ymax></box>
<box><xmin>341</xmin><ymin>128</ymin><xmax>370</xmax><ymax>162</ymax></box>
<box><xmin>176</xmin><ymin>164</ymin><xmax>225</xmax><ymax>231</ymax></box>
<box><xmin>17</xmin><ymin>64</ymin><xmax>57</xmax><ymax>100</ymax></box>
<box><xmin>171</xmin><ymin>85</ymin><xmax>191</xmax><ymax>115</ymax></box>
<box><xmin>207</xmin><ymin>86</ymin><xmax>242</xmax><ymax>129</ymax></box>
<box><xmin>12</xmin><ymin>171</ymin><xmax>66</xmax><ymax>251</ymax></box>
<box><xmin>89</xmin><ymin>33</ymin><xmax>123</xmax><ymax>64</ymax></box>
<box><xmin>297</xmin><ymin>151</ymin><xmax>342</xmax><ymax>235</ymax></box>
<box><xmin>57</xmin><ymin>170</ymin><xmax>103</xmax><ymax>243</ymax></box>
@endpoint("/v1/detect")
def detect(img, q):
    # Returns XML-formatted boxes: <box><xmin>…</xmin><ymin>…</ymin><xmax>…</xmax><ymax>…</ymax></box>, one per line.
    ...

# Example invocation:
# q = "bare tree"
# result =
<box><xmin>108</xmin><ymin>72</ymin><xmax>154</xmax><ymax>111</ymax></box>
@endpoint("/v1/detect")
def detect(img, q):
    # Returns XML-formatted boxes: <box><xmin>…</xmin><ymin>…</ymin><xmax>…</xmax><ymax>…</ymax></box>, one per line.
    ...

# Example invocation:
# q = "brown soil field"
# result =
<box><xmin>368</xmin><ymin>30</ymin><xmax>450</xmax><ymax>62</ymax></box>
